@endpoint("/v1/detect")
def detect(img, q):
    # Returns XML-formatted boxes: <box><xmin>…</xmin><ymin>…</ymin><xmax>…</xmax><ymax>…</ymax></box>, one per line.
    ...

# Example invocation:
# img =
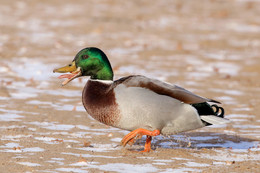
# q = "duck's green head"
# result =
<box><xmin>53</xmin><ymin>47</ymin><xmax>113</xmax><ymax>86</ymax></box>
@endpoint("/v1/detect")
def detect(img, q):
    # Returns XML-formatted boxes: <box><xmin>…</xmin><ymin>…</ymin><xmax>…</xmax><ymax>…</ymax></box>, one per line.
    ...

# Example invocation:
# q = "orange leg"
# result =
<box><xmin>142</xmin><ymin>136</ymin><xmax>152</xmax><ymax>152</ymax></box>
<box><xmin>121</xmin><ymin>128</ymin><xmax>160</xmax><ymax>152</ymax></box>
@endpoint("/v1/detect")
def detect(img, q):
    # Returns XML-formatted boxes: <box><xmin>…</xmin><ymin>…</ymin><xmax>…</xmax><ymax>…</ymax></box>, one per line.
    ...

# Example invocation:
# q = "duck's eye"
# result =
<box><xmin>82</xmin><ymin>55</ymin><xmax>89</xmax><ymax>59</ymax></box>
<box><xmin>68</xmin><ymin>64</ymin><xmax>72</xmax><ymax>67</ymax></box>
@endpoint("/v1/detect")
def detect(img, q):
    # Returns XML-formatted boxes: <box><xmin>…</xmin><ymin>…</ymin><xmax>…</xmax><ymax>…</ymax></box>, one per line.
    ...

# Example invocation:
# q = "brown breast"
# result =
<box><xmin>82</xmin><ymin>80</ymin><xmax>120</xmax><ymax>127</ymax></box>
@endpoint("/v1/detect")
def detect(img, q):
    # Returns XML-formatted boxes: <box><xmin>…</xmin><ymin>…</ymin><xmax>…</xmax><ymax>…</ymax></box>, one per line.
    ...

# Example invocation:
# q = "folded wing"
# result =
<box><xmin>114</xmin><ymin>75</ymin><xmax>220</xmax><ymax>104</ymax></box>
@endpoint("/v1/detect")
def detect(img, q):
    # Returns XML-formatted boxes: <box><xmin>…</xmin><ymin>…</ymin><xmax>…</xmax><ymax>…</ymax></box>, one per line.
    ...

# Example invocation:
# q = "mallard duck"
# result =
<box><xmin>53</xmin><ymin>47</ymin><xmax>229</xmax><ymax>152</ymax></box>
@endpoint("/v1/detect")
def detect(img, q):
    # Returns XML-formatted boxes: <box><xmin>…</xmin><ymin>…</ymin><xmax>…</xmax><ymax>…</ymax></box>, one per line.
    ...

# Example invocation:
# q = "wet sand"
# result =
<box><xmin>0</xmin><ymin>0</ymin><xmax>260</xmax><ymax>172</ymax></box>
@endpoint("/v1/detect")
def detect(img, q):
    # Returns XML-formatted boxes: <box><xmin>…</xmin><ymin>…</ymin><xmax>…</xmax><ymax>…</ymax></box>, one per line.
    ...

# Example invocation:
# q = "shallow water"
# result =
<box><xmin>0</xmin><ymin>0</ymin><xmax>260</xmax><ymax>172</ymax></box>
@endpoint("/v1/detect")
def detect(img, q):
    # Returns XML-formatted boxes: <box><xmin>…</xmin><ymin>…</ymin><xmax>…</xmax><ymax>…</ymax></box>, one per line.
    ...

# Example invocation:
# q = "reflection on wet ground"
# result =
<box><xmin>1</xmin><ymin>0</ymin><xmax>260</xmax><ymax>172</ymax></box>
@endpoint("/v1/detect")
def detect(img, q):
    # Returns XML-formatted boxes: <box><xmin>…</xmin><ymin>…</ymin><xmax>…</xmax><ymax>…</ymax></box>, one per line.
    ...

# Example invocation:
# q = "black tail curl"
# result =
<box><xmin>192</xmin><ymin>102</ymin><xmax>225</xmax><ymax>126</ymax></box>
<box><xmin>211</xmin><ymin>104</ymin><xmax>225</xmax><ymax>118</ymax></box>
<box><xmin>191</xmin><ymin>102</ymin><xmax>225</xmax><ymax>118</ymax></box>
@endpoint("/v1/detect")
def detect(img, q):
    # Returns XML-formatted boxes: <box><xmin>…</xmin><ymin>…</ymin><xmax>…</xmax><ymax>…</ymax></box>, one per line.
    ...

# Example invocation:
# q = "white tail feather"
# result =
<box><xmin>200</xmin><ymin>115</ymin><xmax>230</xmax><ymax>125</ymax></box>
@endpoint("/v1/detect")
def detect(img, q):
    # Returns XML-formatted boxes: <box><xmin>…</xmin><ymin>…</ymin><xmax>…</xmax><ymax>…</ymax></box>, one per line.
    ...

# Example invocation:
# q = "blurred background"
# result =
<box><xmin>0</xmin><ymin>0</ymin><xmax>260</xmax><ymax>172</ymax></box>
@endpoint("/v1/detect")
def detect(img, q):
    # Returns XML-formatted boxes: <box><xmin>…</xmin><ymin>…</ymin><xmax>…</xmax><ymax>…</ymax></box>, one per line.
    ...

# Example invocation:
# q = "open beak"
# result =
<box><xmin>53</xmin><ymin>61</ymin><xmax>82</xmax><ymax>86</ymax></box>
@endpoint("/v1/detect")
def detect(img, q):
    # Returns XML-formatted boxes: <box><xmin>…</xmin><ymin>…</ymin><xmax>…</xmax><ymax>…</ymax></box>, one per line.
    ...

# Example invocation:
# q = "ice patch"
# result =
<box><xmin>233</xmin><ymin>107</ymin><xmax>252</xmax><ymax>111</ymax></box>
<box><xmin>213</xmin><ymin>161</ymin><xmax>225</xmax><ymax>165</ymax></box>
<box><xmin>0</xmin><ymin>125</ymin><xmax>26</xmax><ymax>129</ymax></box>
<box><xmin>43</xmin><ymin>124</ymin><xmax>75</xmax><ymax>130</ymax></box>
<box><xmin>56</xmin><ymin>168</ymin><xmax>87</xmax><ymax>173</ymax></box>
<box><xmin>34</xmin><ymin>136</ymin><xmax>63</xmax><ymax>144</ymax></box>
<box><xmin>1</xmin><ymin>135</ymin><xmax>32</xmax><ymax>141</ymax></box>
<box><xmin>10</xmin><ymin>90</ymin><xmax>38</xmax><ymax>99</ymax></box>
<box><xmin>153</xmin><ymin>159</ymin><xmax>172</xmax><ymax>165</ymax></box>
<box><xmin>184</xmin><ymin>162</ymin><xmax>210</xmax><ymax>167</ymax></box>
<box><xmin>0</xmin><ymin>113</ymin><xmax>24</xmax><ymax>121</ymax></box>
<box><xmin>44</xmin><ymin>89</ymin><xmax>81</xmax><ymax>97</ymax></box>
<box><xmin>27</xmin><ymin>121</ymin><xmax>75</xmax><ymax>131</ymax></box>
<box><xmin>187</xmin><ymin>72</ymin><xmax>211</xmax><ymax>79</ymax></box>
<box><xmin>233</xmin><ymin>124</ymin><xmax>260</xmax><ymax>129</ymax></box>
<box><xmin>46</xmin><ymin>158</ymin><xmax>64</xmax><ymax>166</ymax></box>
<box><xmin>18</xmin><ymin>162</ymin><xmax>41</xmax><ymax>167</ymax></box>
<box><xmin>90</xmin><ymin>163</ymin><xmax>158</xmax><ymax>173</ymax></box>
<box><xmin>69</xmin><ymin>131</ymin><xmax>92</xmax><ymax>138</ymax></box>
<box><xmin>75</xmin><ymin>125</ymin><xmax>90</xmax><ymax>130</ymax></box>
<box><xmin>22</xmin><ymin>147</ymin><xmax>45</xmax><ymax>152</ymax></box>
<box><xmin>153</xmin><ymin>162</ymin><xmax>167</xmax><ymax>165</ymax></box>
<box><xmin>196</xmin><ymin>140</ymin><xmax>258</xmax><ymax>149</ymax></box>
<box><xmin>211</xmin><ymin>88</ymin><xmax>243</xmax><ymax>96</ymax></box>
<box><xmin>171</xmin><ymin>168</ymin><xmax>200</xmax><ymax>173</ymax></box>
<box><xmin>70</xmin><ymin>161</ymin><xmax>90</xmax><ymax>166</ymax></box>
<box><xmin>61</xmin><ymin>152</ymin><xmax>119</xmax><ymax>159</ymax></box>
<box><xmin>11</xmin><ymin>57</ymin><xmax>57</xmax><ymax>81</ymax></box>
<box><xmin>191</xmin><ymin>60</ymin><xmax>240</xmax><ymax>77</ymax></box>
<box><xmin>0</xmin><ymin>142</ymin><xmax>21</xmax><ymax>148</ymax></box>
<box><xmin>215</xmin><ymin>96</ymin><xmax>237</xmax><ymax>104</ymax></box>
<box><xmin>51</xmin><ymin>158</ymin><xmax>64</xmax><ymax>161</ymax></box>
<box><xmin>76</xmin><ymin>143</ymin><xmax>118</xmax><ymax>152</ymax></box>
<box><xmin>190</xmin><ymin>136</ymin><xmax>219</xmax><ymax>141</ymax></box>
<box><xmin>110</xmin><ymin>138</ymin><xmax>122</xmax><ymax>142</ymax></box>
<box><xmin>0</xmin><ymin>96</ymin><xmax>9</xmax><ymax>100</ymax></box>
<box><xmin>226</xmin><ymin>114</ymin><xmax>255</xmax><ymax>118</ymax></box>
<box><xmin>228</xmin><ymin>22</ymin><xmax>260</xmax><ymax>33</ymax></box>
<box><xmin>173</xmin><ymin>157</ymin><xmax>190</xmax><ymax>161</ymax></box>
<box><xmin>194</xmin><ymin>149</ymin><xmax>260</xmax><ymax>162</ymax></box>
<box><xmin>26</xmin><ymin>100</ymin><xmax>86</xmax><ymax>112</ymax></box>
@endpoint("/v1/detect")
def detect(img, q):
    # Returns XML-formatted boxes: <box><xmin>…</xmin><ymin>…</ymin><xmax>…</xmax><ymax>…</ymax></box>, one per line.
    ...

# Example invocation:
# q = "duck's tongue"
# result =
<box><xmin>58</xmin><ymin>73</ymin><xmax>78</xmax><ymax>79</ymax></box>
<box><xmin>57</xmin><ymin>67</ymin><xmax>82</xmax><ymax>86</ymax></box>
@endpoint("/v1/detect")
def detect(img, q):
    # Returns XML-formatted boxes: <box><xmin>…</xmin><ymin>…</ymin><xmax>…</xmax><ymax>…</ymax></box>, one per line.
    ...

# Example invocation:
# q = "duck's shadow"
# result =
<box><xmin>131</xmin><ymin>132</ymin><xmax>259</xmax><ymax>150</ymax></box>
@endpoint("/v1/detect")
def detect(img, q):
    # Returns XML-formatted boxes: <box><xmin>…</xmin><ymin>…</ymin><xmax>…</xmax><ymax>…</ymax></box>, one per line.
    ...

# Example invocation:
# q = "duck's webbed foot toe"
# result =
<box><xmin>121</xmin><ymin>128</ymin><xmax>160</xmax><ymax>152</ymax></box>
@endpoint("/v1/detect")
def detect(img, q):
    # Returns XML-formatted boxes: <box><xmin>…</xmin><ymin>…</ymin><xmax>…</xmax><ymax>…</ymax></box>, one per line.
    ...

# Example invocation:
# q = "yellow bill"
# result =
<box><xmin>53</xmin><ymin>61</ymin><xmax>82</xmax><ymax>86</ymax></box>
